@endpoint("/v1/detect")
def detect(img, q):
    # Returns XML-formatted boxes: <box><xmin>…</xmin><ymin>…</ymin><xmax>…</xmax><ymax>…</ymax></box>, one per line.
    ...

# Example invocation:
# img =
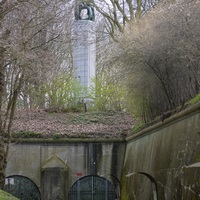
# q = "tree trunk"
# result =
<box><xmin>0</xmin><ymin>47</ymin><xmax>6</xmax><ymax>189</ymax></box>
<box><xmin>0</xmin><ymin>137</ymin><xmax>5</xmax><ymax>189</ymax></box>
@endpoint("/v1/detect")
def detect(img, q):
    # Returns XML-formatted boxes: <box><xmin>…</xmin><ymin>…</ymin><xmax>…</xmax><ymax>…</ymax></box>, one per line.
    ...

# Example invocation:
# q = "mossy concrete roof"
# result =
<box><xmin>11</xmin><ymin>109</ymin><xmax>134</xmax><ymax>139</ymax></box>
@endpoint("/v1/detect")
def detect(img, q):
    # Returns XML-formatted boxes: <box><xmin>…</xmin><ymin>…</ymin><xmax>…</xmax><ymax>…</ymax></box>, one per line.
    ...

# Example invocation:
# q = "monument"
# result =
<box><xmin>73</xmin><ymin>2</ymin><xmax>96</xmax><ymax>89</ymax></box>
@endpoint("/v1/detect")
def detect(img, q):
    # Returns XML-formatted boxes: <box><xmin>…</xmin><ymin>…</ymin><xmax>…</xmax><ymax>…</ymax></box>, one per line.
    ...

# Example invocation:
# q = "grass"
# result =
<box><xmin>70</xmin><ymin>111</ymin><xmax>117</xmax><ymax>125</ymax></box>
<box><xmin>0</xmin><ymin>190</ymin><xmax>18</xmax><ymax>200</ymax></box>
<box><xmin>187</xmin><ymin>93</ymin><xmax>200</xmax><ymax>105</ymax></box>
<box><xmin>131</xmin><ymin>123</ymin><xmax>146</xmax><ymax>133</ymax></box>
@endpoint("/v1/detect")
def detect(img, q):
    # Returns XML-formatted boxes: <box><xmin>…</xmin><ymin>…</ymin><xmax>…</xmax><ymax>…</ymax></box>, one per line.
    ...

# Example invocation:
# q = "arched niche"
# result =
<box><xmin>42</xmin><ymin>155</ymin><xmax>71</xmax><ymax>200</ymax></box>
<box><xmin>126</xmin><ymin>171</ymin><xmax>158</xmax><ymax>200</ymax></box>
<box><xmin>75</xmin><ymin>3</ymin><xmax>95</xmax><ymax>21</ymax></box>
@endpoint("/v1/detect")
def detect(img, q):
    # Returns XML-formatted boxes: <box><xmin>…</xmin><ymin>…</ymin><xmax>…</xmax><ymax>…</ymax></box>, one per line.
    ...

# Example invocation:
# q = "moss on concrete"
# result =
<box><xmin>0</xmin><ymin>190</ymin><xmax>18</xmax><ymax>200</ymax></box>
<box><xmin>191</xmin><ymin>178</ymin><xmax>200</xmax><ymax>200</ymax></box>
<box><xmin>12</xmin><ymin>131</ymin><xmax>43</xmax><ymax>138</ymax></box>
<box><xmin>9</xmin><ymin>137</ymin><xmax>126</xmax><ymax>143</ymax></box>
<box><xmin>121</xmin><ymin>165</ymin><xmax>128</xmax><ymax>200</ymax></box>
<box><xmin>196</xmin><ymin>154</ymin><xmax>200</xmax><ymax>162</ymax></box>
<box><xmin>187</xmin><ymin>93</ymin><xmax>200</xmax><ymax>105</ymax></box>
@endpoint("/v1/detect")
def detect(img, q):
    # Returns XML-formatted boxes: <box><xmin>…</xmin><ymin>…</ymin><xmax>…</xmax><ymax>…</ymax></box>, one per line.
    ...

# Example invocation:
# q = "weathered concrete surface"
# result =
<box><xmin>5</xmin><ymin>140</ymin><xmax>126</xmax><ymax>200</ymax></box>
<box><xmin>123</xmin><ymin>106</ymin><xmax>200</xmax><ymax>200</ymax></box>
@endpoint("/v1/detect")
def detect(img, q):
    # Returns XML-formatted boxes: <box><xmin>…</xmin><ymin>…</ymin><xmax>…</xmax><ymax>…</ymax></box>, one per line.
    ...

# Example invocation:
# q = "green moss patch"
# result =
<box><xmin>12</xmin><ymin>131</ymin><xmax>43</xmax><ymax>138</ymax></box>
<box><xmin>187</xmin><ymin>93</ymin><xmax>200</xmax><ymax>105</ymax></box>
<box><xmin>0</xmin><ymin>190</ymin><xmax>18</xmax><ymax>200</ymax></box>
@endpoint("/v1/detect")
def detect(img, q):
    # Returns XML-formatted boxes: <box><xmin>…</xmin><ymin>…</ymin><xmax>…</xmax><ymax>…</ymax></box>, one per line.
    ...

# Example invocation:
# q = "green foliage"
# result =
<box><xmin>132</xmin><ymin>122</ymin><xmax>146</xmax><ymax>134</ymax></box>
<box><xmin>88</xmin><ymin>71</ymin><xmax>127</xmax><ymax>112</ymax></box>
<box><xmin>107</xmin><ymin>0</ymin><xmax>200</xmax><ymax>124</ymax></box>
<box><xmin>44</xmin><ymin>71</ymin><xmax>88</xmax><ymax>111</ymax></box>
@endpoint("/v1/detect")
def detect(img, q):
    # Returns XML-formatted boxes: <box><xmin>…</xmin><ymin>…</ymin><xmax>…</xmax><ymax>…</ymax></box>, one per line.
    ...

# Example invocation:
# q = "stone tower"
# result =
<box><xmin>73</xmin><ymin>3</ymin><xmax>96</xmax><ymax>89</ymax></box>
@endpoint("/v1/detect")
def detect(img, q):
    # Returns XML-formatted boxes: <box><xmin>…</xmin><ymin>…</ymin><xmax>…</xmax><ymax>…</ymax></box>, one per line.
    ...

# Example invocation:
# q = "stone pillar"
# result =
<box><xmin>73</xmin><ymin>15</ymin><xmax>96</xmax><ymax>89</ymax></box>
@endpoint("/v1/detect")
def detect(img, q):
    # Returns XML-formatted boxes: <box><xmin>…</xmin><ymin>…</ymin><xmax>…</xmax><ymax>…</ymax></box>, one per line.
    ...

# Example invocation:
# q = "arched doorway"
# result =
<box><xmin>69</xmin><ymin>175</ymin><xmax>117</xmax><ymax>200</ymax></box>
<box><xmin>126</xmin><ymin>172</ymin><xmax>158</xmax><ymax>200</ymax></box>
<box><xmin>4</xmin><ymin>175</ymin><xmax>41</xmax><ymax>200</ymax></box>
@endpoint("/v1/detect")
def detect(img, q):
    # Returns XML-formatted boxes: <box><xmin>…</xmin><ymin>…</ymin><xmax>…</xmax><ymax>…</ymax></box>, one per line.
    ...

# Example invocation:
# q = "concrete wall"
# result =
<box><xmin>5</xmin><ymin>139</ymin><xmax>126</xmax><ymax>200</ymax></box>
<box><xmin>123</xmin><ymin>104</ymin><xmax>200</xmax><ymax>200</ymax></box>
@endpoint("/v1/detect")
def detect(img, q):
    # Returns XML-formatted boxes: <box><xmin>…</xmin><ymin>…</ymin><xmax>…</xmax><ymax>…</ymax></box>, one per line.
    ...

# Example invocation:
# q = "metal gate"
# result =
<box><xmin>4</xmin><ymin>175</ymin><xmax>41</xmax><ymax>200</ymax></box>
<box><xmin>69</xmin><ymin>175</ymin><xmax>117</xmax><ymax>200</ymax></box>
